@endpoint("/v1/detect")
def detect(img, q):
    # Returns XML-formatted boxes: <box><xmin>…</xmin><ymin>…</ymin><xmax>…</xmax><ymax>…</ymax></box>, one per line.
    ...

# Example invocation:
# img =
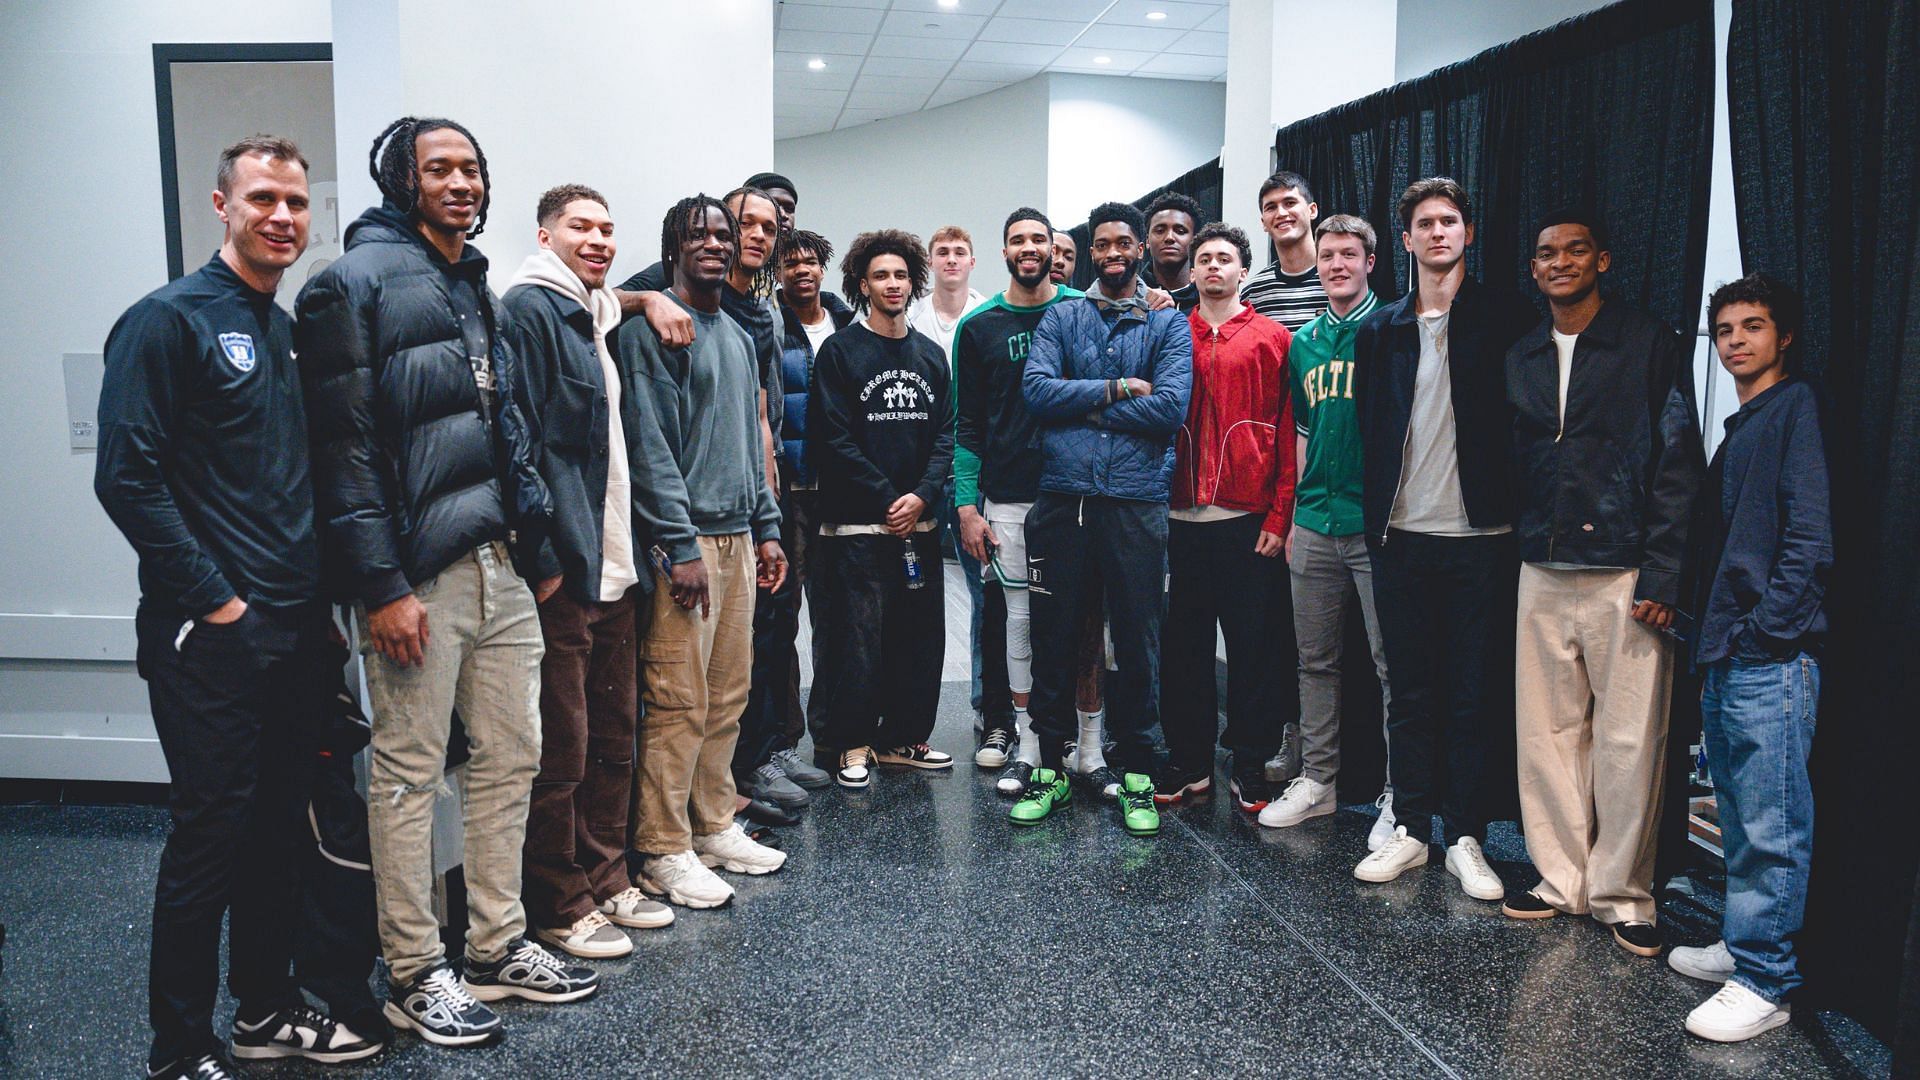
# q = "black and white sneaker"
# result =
<box><xmin>975</xmin><ymin>728</ymin><xmax>1014</xmax><ymax>769</ymax></box>
<box><xmin>383</xmin><ymin>964</ymin><xmax>501</xmax><ymax>1047</ymax></box>
<box><xmin>876</xmin><ymin>743</ymin><xmax>955</xmax><ymax>770</ymax></box>
<box><xmin>1076</xmin><ymin>765</ymin><xmax>1122</xmax><ymax>802</ymax></box>
<box><xmin>995</xmin><ymin>760</ymin><xmax>1035</xmax><ymax>796</ymax></box>
<box><xmin>462</xmin><ymin>938</ymin><xmax>599</xmax><ymax>1004</ymax></box>
<box><xmin>147</xmin><ymin>1053</ymin><xmax>237</xmax><ymax>1080</ymax></box>
<box><xmin>231</xmin><ymin>1004</ymin><xmax>383</xmax><ymax>1063</ymax></box>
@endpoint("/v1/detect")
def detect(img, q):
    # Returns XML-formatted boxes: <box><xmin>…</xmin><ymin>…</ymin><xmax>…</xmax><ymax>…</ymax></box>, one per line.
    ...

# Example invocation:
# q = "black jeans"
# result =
<box><xmin>1026</xmin><ymin>493</ymin><xmax>1166</xmax><ymax>773</ymax></box>
<box><xmin>976</xmin><ymin>579</ymin><xmax>1014</xmax><ymax>732</ymax></box>
<box><xmin>1162</xmin><ymin>514</ymin><xmax>1287</xmax><ymax>773</ymax></box>
<box><xmin>809</xmin><ymin>530</ymin><xmax>946</xmax><ymax>751</ymax></box>
<box><xmin>740</xmin><ymin>485</ymin><xmax>801</xmax><ymax>774</ymax></box>
<box><xmin>1367</xmin><ymin>529</ymin><xmax>1518</xmax><ymax>845</ymax></box>
<box><xmin>137</xmin><ymin>602</ymin><xmax>329</xmax><ymax>1067</ymax></box>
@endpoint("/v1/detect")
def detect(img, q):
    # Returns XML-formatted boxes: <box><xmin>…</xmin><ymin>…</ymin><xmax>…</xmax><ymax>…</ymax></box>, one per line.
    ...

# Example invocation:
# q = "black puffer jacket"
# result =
<box><xmin>295</xmin><ymin>203</ymin><xmax>550</xmax><ymax>607</ymax></box>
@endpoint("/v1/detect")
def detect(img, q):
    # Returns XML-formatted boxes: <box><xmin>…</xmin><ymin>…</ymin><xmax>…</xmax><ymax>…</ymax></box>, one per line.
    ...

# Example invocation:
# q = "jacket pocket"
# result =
<box><xmin>543</xmin><ymin>371</ymin><xmax>600</xmax><ymax>455</ymax></box>
<box><xmin>1217</xmin><ymin>420</ymin><xmax>1277</xmax><ymax>508</ymax></box>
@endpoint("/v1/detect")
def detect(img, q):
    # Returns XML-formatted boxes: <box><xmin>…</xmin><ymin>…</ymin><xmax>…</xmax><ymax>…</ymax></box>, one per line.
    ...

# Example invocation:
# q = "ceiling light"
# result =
<box><xmin>938</xmin><ymin>0</ymin><xmax>958</xmax><ymax>7</ymax></box>
<box><xmin>1094</xmin><ymin>55</ymin><xmax>1112</xmax><ymax>64</ymax></box>
<box><xmin>807</xmin><ymin>57</ymin><xmax>826</xmax><ymax>70</ymax></box>
<box><xmin>1146</xmin><ymin>10</ymin><xmax>1168</xmax><ymax>19</ymax></box>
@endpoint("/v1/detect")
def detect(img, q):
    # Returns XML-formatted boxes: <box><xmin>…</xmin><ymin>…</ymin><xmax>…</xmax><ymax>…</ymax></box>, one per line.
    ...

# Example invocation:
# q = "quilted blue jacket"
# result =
<box><xmin>1022</xmin><ymin>287</ymin><xmax>1192</xmax><ymax>501</ymax></box>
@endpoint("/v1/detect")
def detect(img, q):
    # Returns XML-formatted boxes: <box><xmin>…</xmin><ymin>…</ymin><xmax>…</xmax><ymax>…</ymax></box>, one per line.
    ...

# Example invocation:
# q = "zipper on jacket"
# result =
<box><xmin>1382</xmin><ymin>419</ymin><xmax>1412</xmax><ymax>546</ymax></box>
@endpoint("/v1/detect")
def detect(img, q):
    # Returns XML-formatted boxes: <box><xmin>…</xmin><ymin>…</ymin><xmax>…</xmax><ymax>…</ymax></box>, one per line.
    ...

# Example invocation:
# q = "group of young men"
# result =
<box><xmin>95</xmin><ymin>114</ymin><xmax>1830</xmax><ymax>1078</ymax></box>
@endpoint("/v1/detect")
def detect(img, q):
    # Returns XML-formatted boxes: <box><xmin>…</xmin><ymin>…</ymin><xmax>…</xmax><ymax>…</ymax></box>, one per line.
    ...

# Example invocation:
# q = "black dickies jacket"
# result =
<box><xmin>1506</xmin><ymin>300</ymin><xmax>1705</xmax><ymax>605</ymax></box>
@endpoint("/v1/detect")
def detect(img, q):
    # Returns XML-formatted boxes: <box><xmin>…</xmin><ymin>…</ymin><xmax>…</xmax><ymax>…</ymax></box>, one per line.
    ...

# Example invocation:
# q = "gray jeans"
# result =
<box><xmin>1289</xmin><ymin>526</ymin><xmax>1391</xmax><ymax>785</ymax></box>
<box><xmin>360</xmin><ymin>542</ymin><xmax>543</xmax><ymax>983</ymax></box>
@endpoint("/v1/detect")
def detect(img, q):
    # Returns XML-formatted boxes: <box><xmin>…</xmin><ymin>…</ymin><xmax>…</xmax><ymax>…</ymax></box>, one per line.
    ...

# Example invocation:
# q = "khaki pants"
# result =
<box><xmin>633</xmin><ymin>534</ymin><xmax>754</xmax><ymax>854</ymax></box>
<box><xmin>361</xmin><ymin>542</ymin><xmax>544</xmax><ymax>983</ymax></box>
<box><xmin>1515</xmin><ymin>564</ymin><xmax>1673</xmax><ymax>923</ymax></box>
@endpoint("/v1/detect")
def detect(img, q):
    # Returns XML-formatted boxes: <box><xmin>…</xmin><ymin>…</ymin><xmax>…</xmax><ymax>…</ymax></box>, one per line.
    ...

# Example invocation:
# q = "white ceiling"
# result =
<box><xmin>774</xmin><ymin>0</ymin><xmax>1230</xmax><ymax>139</ymax></box>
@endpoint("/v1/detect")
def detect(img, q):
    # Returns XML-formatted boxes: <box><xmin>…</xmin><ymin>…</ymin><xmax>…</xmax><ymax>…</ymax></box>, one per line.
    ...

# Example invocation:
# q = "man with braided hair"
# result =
<box><xmin>621</xmin><ymin>195</ymin><xmax>789</xmax><ymax>908</ymax></box>
<box><xmin>296</xmin><ymin>116</ymin><xmax>596</xmax><ymax>1049</ymax></box>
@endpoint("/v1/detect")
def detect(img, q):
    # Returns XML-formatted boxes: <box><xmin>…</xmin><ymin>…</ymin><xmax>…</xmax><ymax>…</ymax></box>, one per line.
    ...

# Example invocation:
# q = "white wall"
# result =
<box><xmin>1044</xmin><ymin>74</ymin><xmax>1226</xmax><ymax>229</ymax></box>
<box><xmin>775</xmin><ymin>73</ymin><xmax>1223</xmax><ymax>297</ymax></box>
<box><xmin>0</xmin><ymin>0</ymin><xmax>336</xmax><ymax>779</ymax></box>
<box><xmin>337</xmin><ymin>0</ymin><xmax>774</xmax><ymax>295</ymax></box>
<box><xmin>776</xmin><ymin>76</ymin><xmax>1052</xmax><ymax>298</ymax></box>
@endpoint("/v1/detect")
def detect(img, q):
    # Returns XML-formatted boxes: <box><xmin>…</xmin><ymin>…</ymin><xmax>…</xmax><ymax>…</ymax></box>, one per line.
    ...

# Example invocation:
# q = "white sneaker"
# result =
<box><xmin>1367</xmin><ymin>791</ymin><xmax>1397</xmax><ymax>852</ymax></box>
<box><xmin>1669</xmin><ymin>940</ymin><xmax>1735</xmax><ymax>983</ymax></box>
<box><xmin>535</xmin><ymin>909</ymin><xmax>633</xmax><ymax>959</ymax></box>
<box><xmin>1354</xmin><ymin>826</ymin><xmax>1429</xmax><ymax>883</ymax></box>
<box><xmin>694</xmin><ymin>822</ymin><xmax>789</xmax><ymax>875</ymax></box>
<box><xmin>639</xmin><ymin>850</ymin><xmax>735</xmax><ymax>909</ymax></box>
<box><xmin>836</xmin><ymin>746</ymin><xmax>873</xmax><ymax>789</ymax></box>
<box><xmin>600</xmin><ymin>885</ymin><xmax>675</xmax><ymax>929</ymax></box>
<box><xmin>1685</xmin><ymin>981</ymin><xmax>1791</xmax><ymax>1042</ymax></box>
<box><xmin>1258</xmin><ymin>776</ymin><xmax>1335</xmax><ymax>828</ymax></box>
<box><xmin>1444</xmin><ymin>836</ymin><xmax>1503</xmax><ymax>900</ymax></box>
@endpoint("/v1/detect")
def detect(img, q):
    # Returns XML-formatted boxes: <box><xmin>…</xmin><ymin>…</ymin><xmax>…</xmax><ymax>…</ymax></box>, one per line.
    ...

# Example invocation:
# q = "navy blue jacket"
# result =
<box><xmin>1352</xmin><ymin>275</ymin><xmax>1539</xmax><ymax>542</ymax></box>
<box><xmin>95</xmin><ymin>255</ymin><xmax>320</xmax><ymax>619</ymax></box>
<box><xmin>1691</xmin><ymin>377</ymin><xmax>1831</xmax><ymax>665</ymax></box>
<box><xmin>1507</xmin><ymin>301</ymin><xmax>1704</xmax><ymax>605</ymax></box>
<box><xmin>1022</xmin><ymin>286</ymin><xmax>1192</xmax><ymax>501</ymax></box>
<box><xmin>777</xmin><ymin>292</ymin><xmax>855</xmax><ymax>485</ymax></box>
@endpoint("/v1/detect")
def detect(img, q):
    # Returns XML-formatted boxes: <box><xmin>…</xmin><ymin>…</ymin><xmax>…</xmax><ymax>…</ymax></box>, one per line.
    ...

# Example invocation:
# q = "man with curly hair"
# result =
<box><xmin>807</xmin><ymin>231</ymin><xmax>956</xmax><ymax>788</ymax></box>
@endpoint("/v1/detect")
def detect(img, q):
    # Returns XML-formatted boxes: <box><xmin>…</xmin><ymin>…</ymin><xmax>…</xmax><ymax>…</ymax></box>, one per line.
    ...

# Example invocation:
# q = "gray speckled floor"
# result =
<box><xmin>0</xmin><ymin>684</ymin><xmax>1890</xmax><ymax>1079</ymax></box>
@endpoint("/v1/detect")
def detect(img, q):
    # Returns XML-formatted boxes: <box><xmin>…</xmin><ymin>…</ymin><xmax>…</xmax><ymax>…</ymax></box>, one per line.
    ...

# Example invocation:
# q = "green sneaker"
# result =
<box><xmin>1119</xmin><ymin>772</ymin><xmax>1160</xmax><ymax>836</ymax></box>
<box><xmin>1010</xmin><ymin>768</ymin><xmax>1071</xmax><ymax>825</ymax></box>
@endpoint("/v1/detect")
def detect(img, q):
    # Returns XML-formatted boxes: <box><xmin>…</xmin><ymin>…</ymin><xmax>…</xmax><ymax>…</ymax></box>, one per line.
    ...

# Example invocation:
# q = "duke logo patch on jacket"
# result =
<box><xmin>218</xmin><ymin>331</ymin><xmax>256</xmax><ymax>373</ymax></box>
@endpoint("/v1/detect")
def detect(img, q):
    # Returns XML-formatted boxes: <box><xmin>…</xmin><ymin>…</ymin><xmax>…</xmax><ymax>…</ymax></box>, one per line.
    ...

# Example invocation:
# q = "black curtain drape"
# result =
<box><xmin>1727</xmin><ymin>0</ymin><xmax>1920</xmax><ymax>1055</ymax></box>
<box><xmin>1065</xmin><ymin>156</ymin><xmax>1223</xmax><ymax>293</ymax></box>
<box><xmin>1269</xmin><ymin>0</ymin><xmax>1715</xmax><ymax>335</ymax></box>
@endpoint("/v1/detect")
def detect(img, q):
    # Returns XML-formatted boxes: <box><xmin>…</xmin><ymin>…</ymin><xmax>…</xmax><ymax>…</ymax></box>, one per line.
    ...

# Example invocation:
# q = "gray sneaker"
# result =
<box><xmin>741</xmin><ymin>762</ymin><xmax>810</xmax><ymax>810</ymax></box>
<box><xmin>770</xmin><ymin>746</ymin><xmax>831</xmax><ymax>789</ymax></box>
<box><xmin>1264</xmin><ymin>723</ymin><xmax>1303</xmax><ymax>783</ymax></box>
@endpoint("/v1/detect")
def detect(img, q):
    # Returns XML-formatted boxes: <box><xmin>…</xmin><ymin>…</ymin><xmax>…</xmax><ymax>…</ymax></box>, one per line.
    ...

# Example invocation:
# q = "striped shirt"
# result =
<box><xmin>1240</xmin><ymin>262</ymin><xmax>1327</xmax><ymax>332</ymax></box>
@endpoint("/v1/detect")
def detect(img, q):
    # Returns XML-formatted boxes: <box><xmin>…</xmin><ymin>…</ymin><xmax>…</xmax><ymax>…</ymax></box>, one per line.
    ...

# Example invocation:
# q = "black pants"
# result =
<box><xmin>1368</xmin><ymin>529</ymin><xmax>1518</xmax><ymax>845</ymax></box>
<box><xmin>137</xmin><ymin>603</ymin><xmax>329</xmax><ymax>1067</ymax></box>
<box><xmin>740</xmin><ymin>485</ymin><xmax>802</xmax><ymax>774</ymax></box>
<box><xmin>1162</xmin><ymin>514</ymin><xmax>1287</xmax><ymax>772</ymax></box>
<box><xmin>781</xmin><ymin>482</ymin><xmax>819</xmax><ymax>749</ymax></box>
<box><xmin>810</xmin><ymin>530</ymin><xmax>946</xmax><ymax>751</ymax></box>
<box><xmin>1026</xmin><ymin>493</ymin><xmax>1166</xmax><ymax>773</ymax></box>
<box><xmin>977</xmin><ymin>579</ymin><xmax>1014</xmax><ymax>732</ymax></box>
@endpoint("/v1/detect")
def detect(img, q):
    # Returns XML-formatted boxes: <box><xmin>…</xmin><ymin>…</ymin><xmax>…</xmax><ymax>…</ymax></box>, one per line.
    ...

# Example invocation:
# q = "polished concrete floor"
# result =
<box><xmin>0</xmin><ymin>680</ymin><xmax>1891</xmax><ymax>1078</ymax></box>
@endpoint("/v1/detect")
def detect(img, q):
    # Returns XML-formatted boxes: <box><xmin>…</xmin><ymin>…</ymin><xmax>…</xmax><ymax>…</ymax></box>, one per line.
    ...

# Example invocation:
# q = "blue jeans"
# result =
<box><xmin>1701</xmin><ymin>653</ymin><xmax>1820</xmax><ymax>1003</ymax></box>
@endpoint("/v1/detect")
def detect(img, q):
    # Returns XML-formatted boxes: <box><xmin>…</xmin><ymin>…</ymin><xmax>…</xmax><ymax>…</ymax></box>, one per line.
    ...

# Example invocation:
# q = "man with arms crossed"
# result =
<box><xmin>1017</xmin><ymin>201</ymin><xmax>1192</xmax><ymax>836</ymax></box>
<box><xmin>1350</xmin><ymin>178</ymin><xmax>1536</xmax><ymax>897</ymax></box>
<box><xmin>1501</xmin><ymin>208</ymin><xmax>1703</xmax><ymax>958</ymax></box>
<box><xmin>621</xmin><ymin>195</ymin><xmax>790</xmax><ymax>909</ymax></box>
<box><xmin>1261</xmin><ymin>215</ymin><xmax>1396</xmax><ymax>847</ymax></box>
<box><xmin>503</xmin><ymin>184</ymin><xmax>676</xmax><ymax>961</ymax></box>
<box><xmin>101</xmin><ymin>136</ymin><xmax>382</xmax><ymax>1079</ymax></box>
<box><xmin>298</xmin><ymin>117</ymin><xmax>595</xmax><ymax>1048</ymax></box>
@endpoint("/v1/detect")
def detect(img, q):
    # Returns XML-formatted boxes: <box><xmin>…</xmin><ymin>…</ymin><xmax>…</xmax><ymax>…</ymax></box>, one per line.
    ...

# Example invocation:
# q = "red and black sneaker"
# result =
<box><xmin>1151</xmin><ymin>763</ymin><xmax>1213</xmax><ymax>805</ymax></box>
<box><xmin>1230</xmin><ymin>769</ymin><xmax>1273</xmax><ymax>813</ymax></box>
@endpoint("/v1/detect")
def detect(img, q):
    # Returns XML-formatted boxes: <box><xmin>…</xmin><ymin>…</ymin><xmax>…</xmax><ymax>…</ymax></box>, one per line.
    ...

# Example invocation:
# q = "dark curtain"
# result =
<box><xmin>1065</xmin><ymin>156</ymin><xmax>1223</xmax><ymax>293</ymax></box>
<box><xmin>1728</xmin><ymin>0</ymin><xmax>1920</xmax><ymax>1053</ymax></box>
<box><xmin>1269</xmin><ymin>0</ymin><xmax>1715</xmax><ymax>335</ymax></box>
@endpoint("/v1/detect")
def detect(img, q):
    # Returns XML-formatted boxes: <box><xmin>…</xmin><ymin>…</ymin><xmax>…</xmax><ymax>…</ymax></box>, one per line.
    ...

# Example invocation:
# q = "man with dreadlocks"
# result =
<box><xmin>296</xmin><ymin>116</ymin><xmax>597</xmax><ymax>1049</ymax></box>
<box><xmin>807</xmin><ymin>230</ymin><xmax>955</xmax><ymax>788</ymax></box>
<box><xmin>620</xmin><ymin>194</ymin><xmax>789</xmax><ymax>909</ymax></box>
<box><xmin>615</xmin><ymin>185</ymin><xmax>806</xmax><ymax>813</ymax></box>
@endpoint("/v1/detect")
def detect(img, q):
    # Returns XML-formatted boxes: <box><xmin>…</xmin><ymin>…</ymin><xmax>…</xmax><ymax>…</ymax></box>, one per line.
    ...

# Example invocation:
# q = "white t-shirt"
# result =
<box><xmin>1389</xmin><ymin>309</ymin><xmax>1509</xmax><ymax>537</ymax></box>
<box><xmin>907</xmin><ymin>289</ymin><xmax>986</xmax><ymax>363</ymax></box>
<box><xmin>1552</xmin><ymin>328</ymin><xmax>1578</xmax><ymax>427</ymax></box>
<box><xmin>802</xmin><ymin>314</ymin><xmax>835</xmax><ymax>357</ymax></box>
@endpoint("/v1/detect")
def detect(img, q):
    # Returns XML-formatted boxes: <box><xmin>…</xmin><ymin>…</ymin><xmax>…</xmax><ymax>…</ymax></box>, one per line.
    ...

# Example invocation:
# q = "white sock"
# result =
<box><xmin>1014</xmin><ymin>707</ymin><xmax>1040</xmax><ymax>767</ymax></box>
<box><xmin>1075</xmin><ymin>709</ymin><xmax>1107</xmax><ymax>773</ymax></box>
